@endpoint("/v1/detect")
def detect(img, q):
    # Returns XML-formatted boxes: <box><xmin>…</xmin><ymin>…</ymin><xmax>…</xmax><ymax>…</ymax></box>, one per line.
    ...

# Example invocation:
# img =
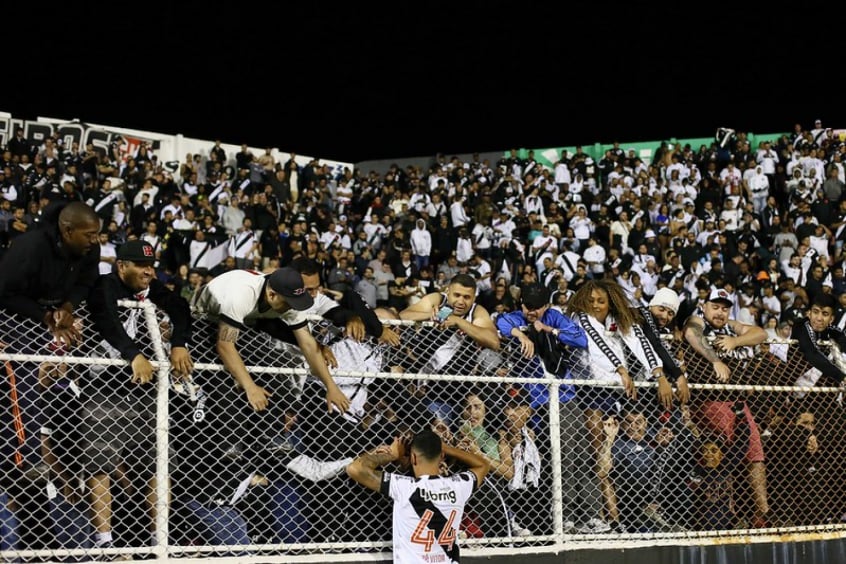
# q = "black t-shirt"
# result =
<box><xmin>780</xmin><ymin>305</ymin><xmax>807</xmax><ymax>325</ymax></box>
<box><xmin>679</xmin><ymin>245</ymin><xmax>703</xmax><ymax>273</ymax></box>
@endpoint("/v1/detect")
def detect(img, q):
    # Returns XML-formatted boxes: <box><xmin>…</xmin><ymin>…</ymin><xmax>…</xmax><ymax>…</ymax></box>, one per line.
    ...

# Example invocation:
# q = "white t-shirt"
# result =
<box><xmin>456</xmin><ymin>237</ymin><xmax>474</xmax><ymax>264</ymax></box>
<box><xmin>761</xmin><ymin>293</ymin><xmax>781</xmax><ymax>318</ymax></box>
<box><xmin>336</xmin><ymin>183</ymin><xmax>354</xmax><ymax>204</ymax></box>
<box><xmin>98</xmin><ymin>242</ymin><xmax>116</xmax><ymax>275</ymax></box>
<box><xmin>191</xmin><ymin>269</ymin><xmax>308</xmax><ymax>329</ymax></box>
<box><xmin>471</xmin><ymin>224</ymin><xmax>491</xmax><ymax>250</ymax></box>
<box><xmin>569</xmin><ymin>215</ymin><xmax>592</xmax><ymax>240</ymax></box>
<box><xmin>381</xmin><ymin>471</ymin><xmax>477</xmax><ymax>564</ymax></box>
<box><xmin>809</xmin><ymin>233</ymin><xmax>830</xmax><ymax>259</ymax></box>
<box><xmin>473</xmin><ymin>258</ymin><xmax>492</xmax><ymax>292</ymax></box>
<box><xmin>323</xmin><ymin>338</ymin><xmax>382</xmax><ymax>422</ymax></box>
<box><xmin>554</xmin><ymin>162</ymin><xmax>571</xmax><ymax>185</ymax></box>
<box><xmin>228</xmin><ymin>230</ymin><xmax>258</xmax><ymax>260</ymax></box>
<box><xmin>582</xmin><ymin>244</ymin><xmax>606</xmax><ymax>274</ymax></box>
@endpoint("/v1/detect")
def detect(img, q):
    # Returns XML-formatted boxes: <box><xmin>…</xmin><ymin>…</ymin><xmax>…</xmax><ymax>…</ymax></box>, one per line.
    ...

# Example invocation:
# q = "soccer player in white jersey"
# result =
<box><xmin>347</xmin><ymin>429</ymin><xmax>489</xmax><ymax>564</ymax></box>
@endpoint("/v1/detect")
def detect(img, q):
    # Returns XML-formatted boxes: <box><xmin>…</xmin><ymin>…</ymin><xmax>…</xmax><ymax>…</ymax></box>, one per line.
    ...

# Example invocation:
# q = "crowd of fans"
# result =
<box><xmin>1</xmin><ymin>119</ymin><xmax>846</xmax><ymax>553</ymax></box>
<box><xmin>0</xmin><ymin>123</ymin><xmax>844</xmax><ymax>322</ymax></box>
<box><xmin>0</xmin><ymin>124</ymin><xmax>842</xmax><ymax>327</ymax></box>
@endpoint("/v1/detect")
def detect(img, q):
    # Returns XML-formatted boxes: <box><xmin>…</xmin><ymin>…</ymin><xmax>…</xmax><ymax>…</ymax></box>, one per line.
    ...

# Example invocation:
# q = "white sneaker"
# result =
<box><xmin>576</xmin><ymin>518</ymin><xmax>611</xmax><ymax>534</ymax></box>
<box><xmin>563</xmin><ymin>520</ymin><xmax>576</xmax><ymax>534</ymax></box>
<box><xmin>509</xmin><ymin>517</ymin><xmax>532</xmax><ymax>537</ymax></box>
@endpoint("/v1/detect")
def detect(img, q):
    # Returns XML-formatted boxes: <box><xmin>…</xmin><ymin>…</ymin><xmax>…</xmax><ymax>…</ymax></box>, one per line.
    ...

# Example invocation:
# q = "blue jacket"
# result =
<box><xmin>496</xmin><ymin>308</ymin><xmax>587</xmax><ymax>408</ymax></box>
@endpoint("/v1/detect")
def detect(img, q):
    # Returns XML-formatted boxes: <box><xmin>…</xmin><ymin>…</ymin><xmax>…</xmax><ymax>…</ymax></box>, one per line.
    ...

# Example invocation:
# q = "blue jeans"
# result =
<box><xmin>49</xmin><ymin>497</ymin><xmax>91</xmax><ymax>549</ymax></box>
<box><xmin>269</xmin><ymin>479</ymin><xmax>308</xmax><ymax>543</ymax></box>
<box><xmin>185</xmin><ymin>500</ymin><xmax>251</xmax><ymax>549</ymax></box>
<box><xmin>0</xmin><ymin>492</ymin><xmax>19</xmax><ymax>551</ymax></box>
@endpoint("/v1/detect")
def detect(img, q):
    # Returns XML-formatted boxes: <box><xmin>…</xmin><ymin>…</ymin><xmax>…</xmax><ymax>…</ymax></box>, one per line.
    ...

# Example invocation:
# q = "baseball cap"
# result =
<box><xmin>707</xmin><ymin>287</ymin><xmax>733</xmax><ymax>306</ymax></box>
<box><xmin>649</xmin><ymin>287</ymin><xmax>680</xmax><ymax>315</ymax></box>
<box><xmin>522</xmin><ymin>286</ymin><xmax>550</xmax><ymax>310</ymax></box>
<box><xmin>117</xmin><ymin>240</ymin><xmax>156</xmax><ymax>263</ymax></box>
<box><xmin>268</xmin><ymin>267</ymin><xmax>313</xmax><ymax>311</ymax></box>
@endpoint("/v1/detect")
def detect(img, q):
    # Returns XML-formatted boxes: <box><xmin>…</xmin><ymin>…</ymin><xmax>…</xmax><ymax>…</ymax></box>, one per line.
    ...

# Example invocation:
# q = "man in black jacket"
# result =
<box><xmin>789</xmin><ymin>292</ymin><xmax>846</xmax><ymax>392</ymax></box>
<box><xmin>785</xmin><ymin>292</ymin><xmax>846</xmax><ymax>523</ymax></box>
<box><xmin>0</xmin><ymin>201</ymin><xmax>100</xmax><ymax>466</ymax></box>
<box><xmin>88</xmin><ymin>239</ymin><xmax>194</xmax><ymax>383</ymax></box>
<box><xmin>0</xmin><ymin>201</ymin><xmax>100</xmax><ymax>549</ymax></box>
<box><xmin>82</xmin><ymin>239</ymin><xmax>194</xmax><ymax>548</ymax></box>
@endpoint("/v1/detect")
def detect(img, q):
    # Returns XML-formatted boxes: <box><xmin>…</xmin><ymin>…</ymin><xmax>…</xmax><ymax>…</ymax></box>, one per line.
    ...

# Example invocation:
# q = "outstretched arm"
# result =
<box><xmin>216</xmin><ymin>321</ymin><xmax>271</xmax><ymax>411</ymax></box>
<box><xmin>721</xmin><ymin>320</ymin><xmax>766</xmax><ymax>350</ymax></box>
<box><xmin>794</xmin><ymin>323</ymin><xmax>845</xmax><ymax>383</ymax></box>
<box><xmin>596</xmin><ymin>417</ymin><xmax>620</xmax><ymax>522</ymax></box>
<box><xmin>684</xmin><ymin>315</ymin><xmax>719</xmax><ymax>361</ymax></box>
<box><xmin>293</xmin><ymin>325</ymin><xmax>351</xmax><ymax>414</ymax></box>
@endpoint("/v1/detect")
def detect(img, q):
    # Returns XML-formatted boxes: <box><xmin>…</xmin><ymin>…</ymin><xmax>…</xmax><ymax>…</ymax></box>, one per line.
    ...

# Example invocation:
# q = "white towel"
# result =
<box><xmin>508</xmin><ymin>427</ymin><xmax>541</xmax><ymax>491</ymax></box>
<box><xmin>424</xmin><ymin>332</ymin><xmax>463</xmax><ymax>373</ymax></box>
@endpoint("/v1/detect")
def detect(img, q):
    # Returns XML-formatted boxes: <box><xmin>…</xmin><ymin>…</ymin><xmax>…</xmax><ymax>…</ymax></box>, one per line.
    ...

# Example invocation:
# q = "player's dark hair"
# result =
<box><xmin>411</xmin><ymin>429</ymin><xmax>443</xmax><ymax>461</ymax></box>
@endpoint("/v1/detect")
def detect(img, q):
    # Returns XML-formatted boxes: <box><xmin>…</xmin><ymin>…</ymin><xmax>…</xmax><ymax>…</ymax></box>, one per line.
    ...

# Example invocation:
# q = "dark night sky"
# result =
<box><xmin>4</xmin><ymin>3</ymin><xmax>840</xmax><ymax>163</ymax></box>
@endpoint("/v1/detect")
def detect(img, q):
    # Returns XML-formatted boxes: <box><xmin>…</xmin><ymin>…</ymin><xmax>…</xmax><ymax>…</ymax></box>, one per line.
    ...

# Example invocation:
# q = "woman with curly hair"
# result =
<box><xmin>566</xmin><ymin>278</ymin><xmax>666</xmax><ymax>532</ymax></box>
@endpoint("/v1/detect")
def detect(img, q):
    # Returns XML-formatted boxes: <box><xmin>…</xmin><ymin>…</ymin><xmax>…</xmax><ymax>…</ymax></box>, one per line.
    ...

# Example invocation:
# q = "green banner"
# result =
<box><xmin>508</xmin><ymin>132</ymin><xmax>788</xmax><ymax>169</ymax></box>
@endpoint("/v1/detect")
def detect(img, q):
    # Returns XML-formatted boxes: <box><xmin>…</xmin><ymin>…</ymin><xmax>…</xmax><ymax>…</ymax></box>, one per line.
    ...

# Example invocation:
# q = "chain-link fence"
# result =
<box><xmin>0</xmin><ymin>302</ymin><xmax>845</xmax><ymax>561</ymax></box>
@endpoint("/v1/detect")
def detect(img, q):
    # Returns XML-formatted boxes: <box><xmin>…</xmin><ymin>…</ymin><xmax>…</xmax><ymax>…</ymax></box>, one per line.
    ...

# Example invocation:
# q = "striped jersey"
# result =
<box><xmin>381</xmin><ymin>471</ymin><xmax>477</xmax><ymax>564</ymax></box>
